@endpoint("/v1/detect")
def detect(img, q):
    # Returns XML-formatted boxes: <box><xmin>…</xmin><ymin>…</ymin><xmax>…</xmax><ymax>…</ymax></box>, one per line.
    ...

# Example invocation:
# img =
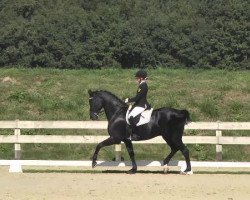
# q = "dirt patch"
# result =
<box><xmin>1</xmin><ymin>76</ymin><xmax>18</xmax><ymax>84</ymax></box>
<box><xmin>34</xmin><ymin>76</ymin><xmax>46</xmax><ymax>86</ymax></box>
<box><xmin>0</xmin><ymin>166</ymin><xmax>249</xmax><ymax>200</ymax></box>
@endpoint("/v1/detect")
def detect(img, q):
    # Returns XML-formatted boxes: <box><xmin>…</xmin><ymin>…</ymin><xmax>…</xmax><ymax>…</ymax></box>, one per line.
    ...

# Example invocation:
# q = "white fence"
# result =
<box><xmin>0</xmin><ymin>120</ymin><xmax>250</xmax><ymax>172</ymax></box>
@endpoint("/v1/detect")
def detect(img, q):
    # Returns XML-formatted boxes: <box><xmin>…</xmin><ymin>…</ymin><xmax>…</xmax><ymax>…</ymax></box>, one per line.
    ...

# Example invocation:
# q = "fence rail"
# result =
<box><xmin>1</xmin><ymin>135</ymin><xmax>250</xmax><ymax>145</ymax></box>
<box><xmin>0</xmin><ymin>121</ymin><xmax>250</xmax><ymax>162</ymax></box>
<box><xmin>1</xmin><ymin>120</ymin><xmax>250</xmax><ymax>130</ymax></box>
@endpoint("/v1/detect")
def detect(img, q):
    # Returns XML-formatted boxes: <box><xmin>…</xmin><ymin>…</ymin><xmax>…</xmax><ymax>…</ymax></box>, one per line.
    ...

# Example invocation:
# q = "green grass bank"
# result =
<box><xmin>0</xmin><ymin>68</ymin><xmax>249</xmax><ymax>162</ymax></box>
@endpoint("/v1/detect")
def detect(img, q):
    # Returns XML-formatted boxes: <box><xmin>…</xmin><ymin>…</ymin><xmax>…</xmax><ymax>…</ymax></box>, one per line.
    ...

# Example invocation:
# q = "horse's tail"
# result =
<box><xmin>181</xmin><ymin>109</ymin><xmax>191</xmax><ymax>124</ymax></box>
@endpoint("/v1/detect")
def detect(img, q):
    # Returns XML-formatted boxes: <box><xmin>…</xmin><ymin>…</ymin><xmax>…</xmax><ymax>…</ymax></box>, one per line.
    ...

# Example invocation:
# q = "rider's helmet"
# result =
<box><xmin>135</xmin><ymin>70</ymin><xmax>148</xmax><ymax>80</ymax></box>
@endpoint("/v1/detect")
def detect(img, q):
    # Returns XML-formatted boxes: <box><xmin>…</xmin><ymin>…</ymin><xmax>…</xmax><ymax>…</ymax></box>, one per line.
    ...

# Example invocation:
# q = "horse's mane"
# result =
<box><xmin>95</xmin><ymin>90</ymin><xmax>125</xmax><ymax>105</ymax></box>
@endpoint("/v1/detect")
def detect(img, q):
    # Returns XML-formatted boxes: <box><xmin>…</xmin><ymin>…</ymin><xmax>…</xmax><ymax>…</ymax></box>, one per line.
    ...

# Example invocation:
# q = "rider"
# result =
<box><xmin>125</xmin><ymin>70</ymin><xmax>151</xmax><ymax>128</ymax></box>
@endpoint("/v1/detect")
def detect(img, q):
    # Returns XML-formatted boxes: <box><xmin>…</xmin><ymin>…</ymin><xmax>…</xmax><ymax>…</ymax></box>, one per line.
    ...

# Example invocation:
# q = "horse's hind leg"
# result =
<box><xmin>173</xmin><ymin>138</ymin><xmax>191</xmax><ymax>173</ymax></box>
<box><xmin>163</xmin><ymin>147</ymin><xmax>178</xmax><ymax>166</ymax></box>
<box><xmin>161</xmin><ymin>137</ymin><xmax>178</xmax><ymax>173</ymax></box>
<box><xmin>122</xmin><ymin>138</ymin><xmax>137</xmax><ymax>174</ymax></box>
<box><xmin>92</xmin><ymin>137</ymin><xmax>119</xmax><ymax>168</ymax></box>
<box><xmin>161</xmin><ymin>136</ymin><xmax>177</xmax><ymax>165</ymax></box>
<box><xmin>166</xmin><ymin>127</ymin><xmax>192</xmax><ymax>173</ymax></box>
<box><xmin>180</xmin><ymin>145</ymin><xmax>191</xmax><ymax>173</ymax></box>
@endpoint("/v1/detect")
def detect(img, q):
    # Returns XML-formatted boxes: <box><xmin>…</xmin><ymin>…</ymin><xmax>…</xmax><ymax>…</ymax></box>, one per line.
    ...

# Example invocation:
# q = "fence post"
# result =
<box><xmin>115</xmin><ymin>144</ymin><xmax>122</xmax><ymax>161</ymax></box>
<box><xmin>216</xmin><ymin>121</ymin><xmax>222</xmax><ymax>161</ymax></box>
<box><xmin>14</xmin><ymin>120</ymin><xmax>21</xmax><ymax>160</ymax></box>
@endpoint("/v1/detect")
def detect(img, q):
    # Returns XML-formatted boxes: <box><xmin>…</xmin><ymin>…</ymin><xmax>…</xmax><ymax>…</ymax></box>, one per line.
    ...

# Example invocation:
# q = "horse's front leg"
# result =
<box><xmin>123</xmin><ymin>138</ymin><xmax>137</xmax><ymax>174</ymax></box>
<box><xmin>92</xmin><ymin>137</ymin><xmax>118</xmax><ymax>168</ymax></box>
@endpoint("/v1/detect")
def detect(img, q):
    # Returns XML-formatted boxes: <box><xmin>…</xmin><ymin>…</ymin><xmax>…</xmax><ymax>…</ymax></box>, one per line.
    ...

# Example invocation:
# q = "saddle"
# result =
<box><xmin>126</xmin><ymin>106</ymin><xmax>153</xmax><ymax>126</ymax></box>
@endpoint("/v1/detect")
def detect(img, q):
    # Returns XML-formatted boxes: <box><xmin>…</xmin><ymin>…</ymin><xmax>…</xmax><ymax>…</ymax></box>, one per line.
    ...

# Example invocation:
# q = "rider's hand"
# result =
<box><xmin>124</xmin><ymin>98</ymin><xmax>129</xmax><ymax>103</ymax></box>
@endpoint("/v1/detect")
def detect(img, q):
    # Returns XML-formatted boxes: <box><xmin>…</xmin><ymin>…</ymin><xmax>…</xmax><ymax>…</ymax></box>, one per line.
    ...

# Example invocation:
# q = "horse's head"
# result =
<box><xmin>88</xmin><ymin>89</ymin><xmax>127</xmax><ymax>121</ymax></box>
<box><xmin>88</xmin><ymin>90</ymin><xmax>104</xmax><ymax>120</ymax></box>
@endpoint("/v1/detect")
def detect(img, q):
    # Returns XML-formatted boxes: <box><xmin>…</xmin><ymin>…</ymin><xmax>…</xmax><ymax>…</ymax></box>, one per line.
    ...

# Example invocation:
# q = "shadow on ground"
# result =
<box><xmin>23</xmin><ymin>169</ymin><xmax>250</xmax><ymax>175</ymax></box>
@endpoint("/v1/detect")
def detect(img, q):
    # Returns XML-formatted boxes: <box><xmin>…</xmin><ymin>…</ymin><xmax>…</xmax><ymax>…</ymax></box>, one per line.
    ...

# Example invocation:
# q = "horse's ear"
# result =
<box><xmin>88</xmin><ymin>89</ymin><xmax>93</xmax><ymax>96</ymax></box>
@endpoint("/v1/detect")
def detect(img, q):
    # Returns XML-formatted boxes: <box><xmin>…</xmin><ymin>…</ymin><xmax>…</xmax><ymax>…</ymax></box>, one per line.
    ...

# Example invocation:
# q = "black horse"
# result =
<box><xmin>88</xmin><ymin>90</ymin><xmax>192</xmax><ymax>174</ymax></box>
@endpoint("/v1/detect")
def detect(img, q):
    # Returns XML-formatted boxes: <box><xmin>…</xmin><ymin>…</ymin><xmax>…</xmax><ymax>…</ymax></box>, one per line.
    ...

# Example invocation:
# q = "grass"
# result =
<box><xmin>0</xmin><ymin>67</ymin><xmax>249</xmax><ymax>161</ymax></box>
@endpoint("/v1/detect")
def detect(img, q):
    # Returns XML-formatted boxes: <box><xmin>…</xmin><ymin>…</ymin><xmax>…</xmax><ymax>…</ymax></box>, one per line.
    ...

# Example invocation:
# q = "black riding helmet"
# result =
<box><xmin>135</xmin><ymin>70</ymin><xmax>148</xmax><ymax>79</ymax></box>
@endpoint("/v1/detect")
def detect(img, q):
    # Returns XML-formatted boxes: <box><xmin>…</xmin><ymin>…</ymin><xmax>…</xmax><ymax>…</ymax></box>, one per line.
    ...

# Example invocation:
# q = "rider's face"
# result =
<box><xmin>136</xmin><ymin>77</ymin><xmax>141</xmax><ymax>84</ymax></box>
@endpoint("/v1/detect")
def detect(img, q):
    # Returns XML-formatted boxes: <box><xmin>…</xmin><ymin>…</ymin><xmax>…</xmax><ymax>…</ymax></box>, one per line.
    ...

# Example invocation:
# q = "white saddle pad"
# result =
<box><xmin>126</xmin><ymin>107</ymin><xmax>153</xmax><ymax>126</ymax></box>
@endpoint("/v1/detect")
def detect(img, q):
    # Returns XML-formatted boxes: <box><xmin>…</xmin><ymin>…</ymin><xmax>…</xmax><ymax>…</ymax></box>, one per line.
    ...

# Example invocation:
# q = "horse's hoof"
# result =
<box><xmin>92</xmin><ymin>161</ymin><xmax>97</xmax><ymax>168</ymax></box>
<box><xmin>180</xmin><ymin>170</ymin><xmax>193</xmax><ymax>175</ymax></box>
<box><xmin>163</xmin><ymin>165</ymin><xmax>169</xmax><ymax>174</ymax></box>
<box><xmin>126</xmin><ymin>168</ymin><xmax>137</xmax><ymax>174</ymax></box>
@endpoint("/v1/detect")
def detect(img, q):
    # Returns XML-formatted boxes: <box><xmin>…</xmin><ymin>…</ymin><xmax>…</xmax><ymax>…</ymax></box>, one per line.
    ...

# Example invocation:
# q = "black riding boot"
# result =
<box><xmin>126</xmin><ymin>123</ymin><xmax>133</xmax><ymax>136</ymax></box>
<box><xmin>128</xmin><ymin>117</ymin><xmax>141</xmax><ymax>141</ymax></box>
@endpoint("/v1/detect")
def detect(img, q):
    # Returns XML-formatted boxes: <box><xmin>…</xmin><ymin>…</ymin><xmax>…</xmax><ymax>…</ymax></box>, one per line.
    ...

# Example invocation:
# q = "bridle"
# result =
<box><xmin>89</xmin><ymin>97</ymin><xmax>104</xmax><ymax>118</ymax></box>
<box><xmin>92</xmin><ymin>109</ymin><xmax>105</xmax><ymax>118</ymax></box>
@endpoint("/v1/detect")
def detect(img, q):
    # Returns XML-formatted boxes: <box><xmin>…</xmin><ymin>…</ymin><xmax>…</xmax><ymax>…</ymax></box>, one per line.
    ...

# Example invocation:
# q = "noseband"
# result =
<box><xmin>92</xmin><ymin>109</ymin><xmax>105</xmax><ymax>118</ymax></box>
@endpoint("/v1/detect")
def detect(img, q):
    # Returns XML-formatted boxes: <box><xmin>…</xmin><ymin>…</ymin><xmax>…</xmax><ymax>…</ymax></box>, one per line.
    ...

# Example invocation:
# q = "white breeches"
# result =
<box><xmin>128</xmin><ymin>106</ymin><xmax>145</xmax><ymax>118</ymax></box>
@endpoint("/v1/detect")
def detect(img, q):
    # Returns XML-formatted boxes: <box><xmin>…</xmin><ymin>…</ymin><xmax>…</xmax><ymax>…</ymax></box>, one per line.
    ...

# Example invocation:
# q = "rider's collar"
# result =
<box><xmin>139</xmin><ymin>80</ymin><xmax>146</xmax><ymax>85</ymax></box>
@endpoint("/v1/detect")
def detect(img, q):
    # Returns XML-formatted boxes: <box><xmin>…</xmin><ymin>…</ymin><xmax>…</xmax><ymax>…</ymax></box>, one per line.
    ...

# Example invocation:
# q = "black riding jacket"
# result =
<box><xmin>128</xmin><ymin>82</ymin><xmax>150</xmax><ymax>109</ymax></box>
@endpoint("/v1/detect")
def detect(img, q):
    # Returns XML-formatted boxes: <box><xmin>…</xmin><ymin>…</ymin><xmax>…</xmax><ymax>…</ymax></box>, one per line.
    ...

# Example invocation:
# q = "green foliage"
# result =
<box><xmin>0</xmin><ymin>68</ymin><xmax>249</xmax><ymax>161</ymax></box>
<box><xmin>7</xmin><ymin>90</ymin><xmax>34</xmax><ymax>103</ymax></box>
<box><xmin>0</xmin><ymin>67</ymin><xmax>249</xmax><ymax>122</ymax></box>
<box><xmin>199</xmin><ymin>98</ymin><xmax>219</xmax><ymax>118</ymax></box>
<box><xmin>0</xmin><ymin>0</ymin><xmax>249</xmax><ymax>69</ymax></box>
<box><xmin>193</xmin><ymin>144</ymin><xmax>209</xmax><ymax>161</ymax></box>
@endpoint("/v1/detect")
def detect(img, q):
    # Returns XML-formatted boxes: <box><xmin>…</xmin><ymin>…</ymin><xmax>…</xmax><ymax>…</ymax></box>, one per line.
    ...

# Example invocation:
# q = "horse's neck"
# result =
<box><xmin>102</xmin><ymin>95</ymin><xmax>124</xmax><ymax>121</ymax></box>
